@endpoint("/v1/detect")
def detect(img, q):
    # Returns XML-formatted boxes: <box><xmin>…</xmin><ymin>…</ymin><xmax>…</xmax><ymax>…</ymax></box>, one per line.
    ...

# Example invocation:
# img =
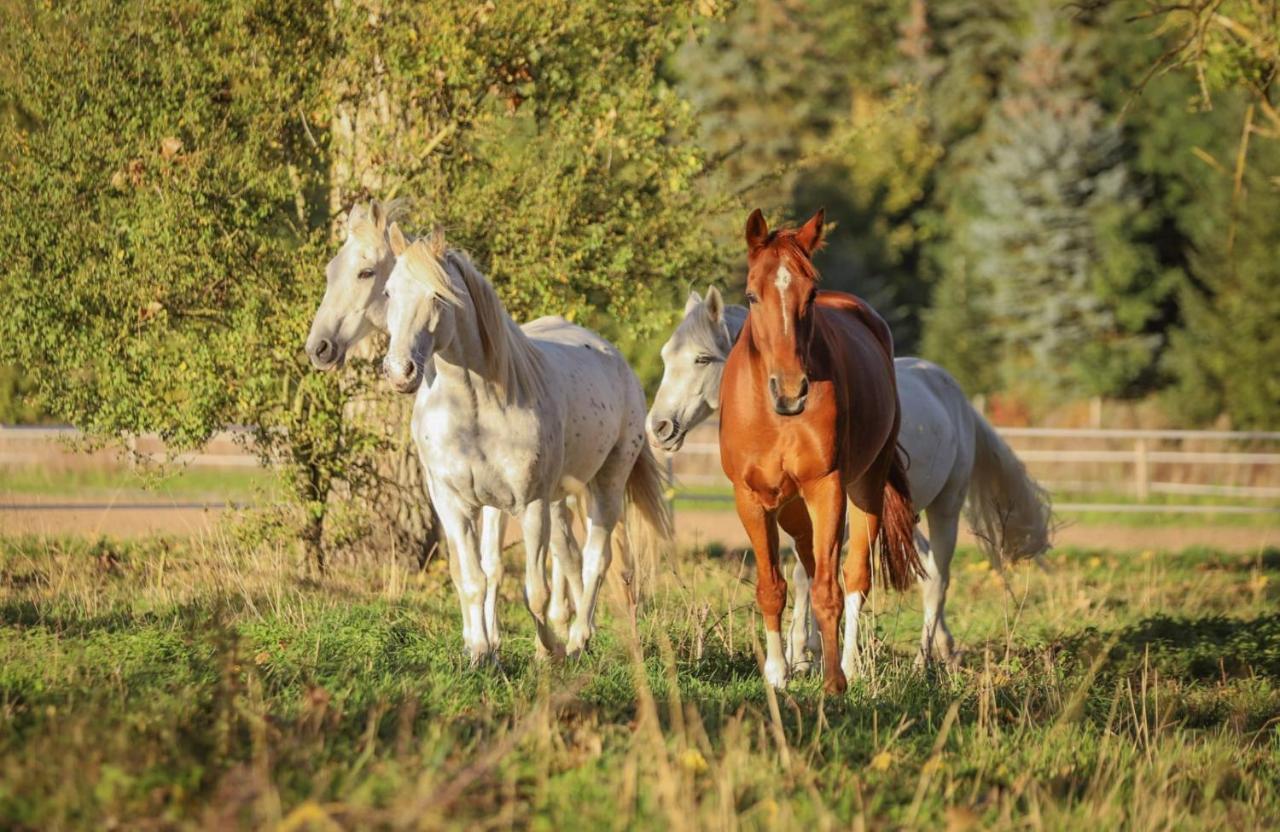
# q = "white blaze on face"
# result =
<box><xmin>775</xmin><ymin>263</ymin><xmax>793</xmax><ymax>336</ymax></box>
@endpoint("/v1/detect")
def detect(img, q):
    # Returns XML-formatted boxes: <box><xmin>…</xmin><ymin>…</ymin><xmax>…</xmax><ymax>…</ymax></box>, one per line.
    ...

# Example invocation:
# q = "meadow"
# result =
<box><xmin>1</xmin><ymin>531</ymin><xmax>1277</xmax><ymax>830</ymax></box>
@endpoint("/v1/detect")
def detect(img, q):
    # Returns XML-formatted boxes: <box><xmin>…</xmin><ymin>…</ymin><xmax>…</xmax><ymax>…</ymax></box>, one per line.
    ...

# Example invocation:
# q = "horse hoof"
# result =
<box><xmin>823</xmin><ymin>672</ymin><xmax>848</xmax><ymax>696</ymax></box>
<box><xmin>534</xmin><ymin>640</ymin><xmax>567</xmax><ymax>662</ymax></box>
<box><xmin>790</xmin><ymin>658</ymin><xmax>814</xmax><ymax>675</ymax></box>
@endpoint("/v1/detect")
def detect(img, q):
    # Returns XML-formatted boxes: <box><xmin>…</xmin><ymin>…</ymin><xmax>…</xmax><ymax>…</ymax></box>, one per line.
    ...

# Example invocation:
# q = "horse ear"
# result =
<box><xmin>347</xmin><ymin>202</ymin><xmax>368</xmax><ymax>231</ymax></box>
<box><xmin>745</xmin><ymin>208</ymin><xmax>769</xmax><ymax>253</ymax></box>
<box><xmin>388</xmin><ymin>222</ymin><xmax>408</xmax><ymax>256</ymax></box>
<box><xmin>704</xmin><ymin>286</ymin><xmax>724</xmax><ymax>324</ymax></box>
<box><xmin>795</xmin><ymin>208</ymin><xmax>825</xmax><ymax>256</ymax></box>
<box><xmin>684</xmin><ymin>289</ymin><xmax>703</xmax><ymax>315</ymax></box>
<box><xmin>369</xmin><ymin>199</ymin><xmax>388</xmax><ymax>232</ymax></box>
<box><xmin>425</xmin><ymin>227</ymin><xmax>447</xmax><ymax>257</ymax></box>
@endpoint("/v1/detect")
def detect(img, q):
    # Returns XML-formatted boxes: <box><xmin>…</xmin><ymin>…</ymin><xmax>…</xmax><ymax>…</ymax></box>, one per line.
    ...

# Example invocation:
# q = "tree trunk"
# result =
<box><xmin>324</xmin><ymin>2</ymin><xmax>442</xmax><ymax>569</ymax></box>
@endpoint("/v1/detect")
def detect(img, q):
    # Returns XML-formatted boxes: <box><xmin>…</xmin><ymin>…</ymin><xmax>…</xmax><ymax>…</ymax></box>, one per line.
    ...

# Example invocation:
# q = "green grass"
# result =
<box><xmin>0</xmin><ymin>466</ymin><xmax>282</xmax><ymax>502</ymax></box>
<box><xmin>1</xmin><ymin>533</ymin><xmax>1278</xmax><ymax>829</ymax></box>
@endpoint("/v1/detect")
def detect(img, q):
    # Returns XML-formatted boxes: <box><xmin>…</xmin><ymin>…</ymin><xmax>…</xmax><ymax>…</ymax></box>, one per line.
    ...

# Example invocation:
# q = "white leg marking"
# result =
<box><xmin>787</xmin><ymin>552</ymin><xmax>816</xmax><ymax>672</ymax></box>
<box><xmin>764</xmin><ymin>629</ymin><xmax>789</xmax><ymax>689</ymax></box>
<box><xmin>841</xmin><ymin>591</ymin><xmax>865</xmax><ymax>679</ymax></box>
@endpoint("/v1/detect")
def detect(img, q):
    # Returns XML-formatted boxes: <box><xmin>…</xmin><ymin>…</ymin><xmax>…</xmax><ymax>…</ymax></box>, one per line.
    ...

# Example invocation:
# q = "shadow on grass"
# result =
<box><xmin>1060</xmin><ymin>612</ymin><xmax>1280</xmax><ymax>681</ymax></box>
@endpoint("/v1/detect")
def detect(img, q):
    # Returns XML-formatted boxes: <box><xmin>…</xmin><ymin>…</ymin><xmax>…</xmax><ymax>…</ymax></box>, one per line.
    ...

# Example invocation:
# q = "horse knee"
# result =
<box><xmin>756</xmin><ymin>580</ymin><xmax>787</xmax><ymax>616</ymax></box>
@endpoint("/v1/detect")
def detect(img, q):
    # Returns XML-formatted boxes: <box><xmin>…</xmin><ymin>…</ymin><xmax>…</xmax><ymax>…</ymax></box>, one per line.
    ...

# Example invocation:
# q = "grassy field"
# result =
<box><xmin>1</xmin><ymin>533</ymin><xmax>1277</xmax><ymax>830</ymax></box>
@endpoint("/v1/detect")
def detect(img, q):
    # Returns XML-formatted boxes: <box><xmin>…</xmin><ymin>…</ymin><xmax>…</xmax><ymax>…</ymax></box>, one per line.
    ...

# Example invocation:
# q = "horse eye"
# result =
<box><xmin>358</xmin><ymin>268</ymin><xmax>376</xmax><ymax>280</ymax></box>
<box><xmin>694</xmin><ymin>354</ymin><xmax>714</xmax><ymax>365</ymax></box>
<box><xmin>745</xmin><ymin>292</ymin><xmax>759</xmax><ymax>305</ymax></box>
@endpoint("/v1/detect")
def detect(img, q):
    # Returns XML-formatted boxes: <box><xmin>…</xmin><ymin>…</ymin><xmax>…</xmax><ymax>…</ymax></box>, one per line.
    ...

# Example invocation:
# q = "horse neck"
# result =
<box><xmin>432</xmin><ymin>267</ymin><xmax>541</xmax><ymax>406</ymax></box>
<box><xmin>432</xmin><ymin>301</ymin><xmax>493</xmax><ymax>397</ymax></box>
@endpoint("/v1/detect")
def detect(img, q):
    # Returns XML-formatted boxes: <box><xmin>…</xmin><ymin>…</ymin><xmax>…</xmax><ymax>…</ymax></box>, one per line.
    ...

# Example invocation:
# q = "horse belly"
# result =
<box><xmin>896</xmin><ymin>368</ymin><xmax>959</xmax><ymax>508</ymax></box>
<box><xmin>545</xmin><ymin>345</ymin><xmax>631</xmax><ymax>484</ymax></box>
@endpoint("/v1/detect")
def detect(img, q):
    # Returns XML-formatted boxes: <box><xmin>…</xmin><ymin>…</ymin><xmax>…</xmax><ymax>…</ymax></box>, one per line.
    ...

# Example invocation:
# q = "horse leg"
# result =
<box><xmin>520</xmin><ymin>499</ymin><xmax>563</xmax><ymax>659</ymax></box>
<box><xmin>919</xmin><ymin>504</ymin><xmax>960</xmax><ymax>666</ymax></box>
<box><xmin>801</xmin><ymin>473</ymin><xmax>850</xmax><ymax>695</ymax></box>
<box><xmin>777</xmin><ymin>500</ymin><xmax>818</xmax><ymax>674</ymax></box>
<box><xmin>548</xmin><ymin>500</ymin><xmax>584</xmax><ymax>640</ymax></box>
<box><xmin>433</xmin><ymin>489</ymin><xmax>491</xmax><ymax>664</ymax></box>
<box><xmin>569</xmin><ymin>474</ymin><xmax>626</xmax><ymax>656</ymax></box>
<box><xmin>445</xmin><ymin>538</ymin><xmax>470</xmax><ymax>648</ymax></box>
<box><xmin>479</xmin><ymin>507</ymin><xmax>507</xmax><ymax>655</ymax></box>
<box><xmin>839</xmin><ymin>500</ymin><xmax>881</xmax><ymax>683</ymax></box>
<box><xmin>734</xmin><ymin>486</ymin><xmax>787</xmax><ymax>688</ymax></box>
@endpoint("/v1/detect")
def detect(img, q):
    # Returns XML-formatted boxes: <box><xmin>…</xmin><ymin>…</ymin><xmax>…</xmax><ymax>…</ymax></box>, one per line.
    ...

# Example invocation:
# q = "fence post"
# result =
<box><xmin>1134</xmin><ymin>437</ymin><xmax>1150</xmax><ymax>501</ymax></box>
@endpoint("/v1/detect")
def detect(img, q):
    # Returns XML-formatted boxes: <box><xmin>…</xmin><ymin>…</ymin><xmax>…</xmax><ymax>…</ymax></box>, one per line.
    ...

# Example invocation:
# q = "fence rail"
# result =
<box><xmin>4</xmin><ymin>424</ymin><xmax>1279</xmax><ymax>515</ymax></box>
<box><xmin>667</xmin><ymin>423</ymin><xmax>1280</xmax><ymax>515</ymax></box>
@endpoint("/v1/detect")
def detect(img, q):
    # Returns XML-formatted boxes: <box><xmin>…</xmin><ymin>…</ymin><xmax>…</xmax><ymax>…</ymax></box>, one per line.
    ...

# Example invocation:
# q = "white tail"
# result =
<box><xmin>967</xmin><ymin>413</ymin><xmax>1053</xmax><ymax>568</ymax></box>
<box><xmin>621</xmin><ymin>444</ymin><xmax>674</xmax><ymax>599</ymax></box>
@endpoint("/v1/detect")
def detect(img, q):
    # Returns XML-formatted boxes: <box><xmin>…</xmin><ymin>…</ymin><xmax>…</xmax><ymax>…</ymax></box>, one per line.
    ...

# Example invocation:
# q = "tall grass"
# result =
<box><xmin>0</xmin><ymin>531</ymin><xmax>1276</xmax><ymax>829</ymax></box>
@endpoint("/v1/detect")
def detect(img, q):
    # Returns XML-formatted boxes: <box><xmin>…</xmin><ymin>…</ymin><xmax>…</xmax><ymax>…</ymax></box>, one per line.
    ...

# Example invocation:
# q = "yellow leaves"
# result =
<box><xmin>1088</xmin><ymin>556</ymin><xmax>1103</xmax><ymax>569</ymax></box>
<box><xmin>869</xmin><ymin>750</ymin><xmax>894</xmax><ymax>771</ymax></box>
<box><xmin>678</xmin><ymin>748</ymin><xmax>708</xmax><ymax>775</ymax></box>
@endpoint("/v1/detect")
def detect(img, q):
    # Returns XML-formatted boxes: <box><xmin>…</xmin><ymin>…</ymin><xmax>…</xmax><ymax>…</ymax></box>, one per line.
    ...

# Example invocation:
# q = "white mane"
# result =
<box><xmin>401</xmin><ymin>239</ymin><xmax>548</xmax><ymax>405</ymax></box>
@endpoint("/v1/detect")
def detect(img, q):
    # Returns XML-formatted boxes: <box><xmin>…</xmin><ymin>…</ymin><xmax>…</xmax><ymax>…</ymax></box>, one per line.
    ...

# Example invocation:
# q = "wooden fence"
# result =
<box><xmin>3</xmin><ymin>424</ymin><xmax>1279</xmax><ymax>515</ymax></box>
<box><xmin>666</xmin><ymin>424</ymin><xmax>1280</xmax><ymax>515</ymax></box>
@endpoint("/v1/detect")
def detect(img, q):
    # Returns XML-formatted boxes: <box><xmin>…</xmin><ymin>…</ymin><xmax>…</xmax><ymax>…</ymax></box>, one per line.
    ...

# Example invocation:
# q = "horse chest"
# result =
<box><xmin>414</xmin><ymin>391</ymin><xmax>548</xmax><ymax>511</ymax></box>
<box><xmin>721</xmin><ymin>389</ymin><xmax>838</xmax><ymax>505</ymax></box>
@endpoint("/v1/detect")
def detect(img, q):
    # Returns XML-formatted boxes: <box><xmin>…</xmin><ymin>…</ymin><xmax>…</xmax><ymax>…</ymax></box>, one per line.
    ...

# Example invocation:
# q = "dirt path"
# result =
<box><xmin>1</xmin><ymin>497</ymin><xmax>1274</xmax><ymax>553</ymax></box>
<box><xmin>675</xmin><ymin>510</ymin><xmax>1276</xmax><ymax>554</ymax></box>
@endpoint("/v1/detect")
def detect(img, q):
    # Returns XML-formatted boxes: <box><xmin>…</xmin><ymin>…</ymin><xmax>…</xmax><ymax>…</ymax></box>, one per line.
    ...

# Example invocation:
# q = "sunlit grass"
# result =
<box><xmin>0</xmin><ymin>466</ymin><xmax>282</xmax><ymax>502</ymax></box>
<box><xmin>0</xmin><ymin>532</ymin><xmax>1277</xmax><ymax>828</ymax></box>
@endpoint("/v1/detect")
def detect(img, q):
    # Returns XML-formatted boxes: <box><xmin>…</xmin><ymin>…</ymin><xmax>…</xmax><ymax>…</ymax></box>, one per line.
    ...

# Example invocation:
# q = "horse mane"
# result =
<box><xmin>675</xmin><ymin>300</ymin><xmax>734</xmax><ymax>356</ymax></box>
<box><xmin>402</xmin><ymin>239</ymin><xmax>547</xmax><ymax>406</ymax></box>
<box><xmin>759</xmin><ymin>228</ymin><xmax>824</xmax><ymax>280</ymax></box>
<box><xmin>349</xmin><ymin>198</ymin><xmax>410</xmax><ymax>246</ymax></box>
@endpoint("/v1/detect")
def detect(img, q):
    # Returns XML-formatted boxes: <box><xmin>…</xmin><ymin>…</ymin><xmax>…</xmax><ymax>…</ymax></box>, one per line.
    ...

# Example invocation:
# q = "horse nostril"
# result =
<box><xmin>797</xmin><ymin>377</ymin><xmax>809</xmax><ymax>399</ymax></box>
<box><xmin>404</xmin><ymin>360</ymin><xmax>417</xmax><ymax>380</ymax></box>
<box><xmin>769</xmin><ymin>376</ymin><xmax>781</xmax><ymax>399</ymax></box>
<box><xmin>314</xmin><ymin>339</ymin><xmax>332</xmax><ymax>360</ymax></box>
<box><xmin>654</xmin><ymin>419</ymin><xmax>673</xmax><ymax>440</ymax></box>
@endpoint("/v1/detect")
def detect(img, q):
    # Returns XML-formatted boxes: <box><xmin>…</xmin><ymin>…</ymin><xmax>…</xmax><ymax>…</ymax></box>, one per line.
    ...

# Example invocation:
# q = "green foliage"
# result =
<box><xmin>0</xmin><ymin>1</ymin><xmax>727</xmax><ymax>549</ymax></box>
<box><xmin>327</xmin><ymin>1</ymin><xmax>724</xmax><ymax>334</ymax></box>
<box><xmin>1166</xmin><ymin>184</ymin><xmax>1280</xmax><ymax>429</ymax></box>
<box><xmin>0</xmin><ymin>365</ymin><xmax>42</xmax><ymax>424</ymax></box>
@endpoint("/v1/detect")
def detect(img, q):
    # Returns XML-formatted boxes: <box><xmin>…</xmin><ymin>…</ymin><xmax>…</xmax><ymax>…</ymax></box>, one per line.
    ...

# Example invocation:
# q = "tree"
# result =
<box><xmin>929</xmin><ymin>5</ymin><xmax>1168</xmax><ymax>398</ymax></box>
<box><xmin>0</xmin><ymin>0</ymin><xmax>724</xmax><ymax>568</ymax></box>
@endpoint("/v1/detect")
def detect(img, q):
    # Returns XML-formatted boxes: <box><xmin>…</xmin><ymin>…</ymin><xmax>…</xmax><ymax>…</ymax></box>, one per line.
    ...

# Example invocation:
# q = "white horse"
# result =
<box><xmin>648</xmin><ymin>287</ymin><xmax>1052</xmax><ymax>680</ymax></box>
<box><xmin>382</xmin><ymin>223</ymin><xmax>672</xmax><ymax>661</ymax></box>
<box><xmin>304</xmin><ymin>200</ymin><xmax>591</xmax><ymax>657</ymax></box>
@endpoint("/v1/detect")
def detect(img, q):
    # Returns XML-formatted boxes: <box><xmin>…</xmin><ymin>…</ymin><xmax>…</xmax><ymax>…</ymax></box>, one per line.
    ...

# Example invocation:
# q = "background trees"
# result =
<box><xmin>0</xmin><ymin>0</ymin><xmax>1275</xmax><ymax>563</ymax></box>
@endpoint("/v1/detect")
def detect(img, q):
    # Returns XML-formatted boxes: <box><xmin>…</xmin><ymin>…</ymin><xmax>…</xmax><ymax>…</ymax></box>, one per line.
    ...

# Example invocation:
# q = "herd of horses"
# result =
<box><xmin>305</xmin><ymin>200</ymin><xmax>1053</xmax><ymax>694</ymax></box>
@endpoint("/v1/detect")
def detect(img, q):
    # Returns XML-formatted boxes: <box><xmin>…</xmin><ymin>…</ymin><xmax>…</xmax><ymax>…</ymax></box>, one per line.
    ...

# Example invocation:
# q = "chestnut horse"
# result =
<box><xmin>720</xmin><ymin>208</ymin><xmax>923</xmax><ymax>694</ymax></box>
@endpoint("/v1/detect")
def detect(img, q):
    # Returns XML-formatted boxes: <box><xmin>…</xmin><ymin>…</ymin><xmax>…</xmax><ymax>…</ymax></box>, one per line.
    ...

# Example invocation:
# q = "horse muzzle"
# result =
<box><xmin>384</xmin><ymin>357</ymin><xmax>422</xmax><ymax>394</ymax></box>
<box><xmin>646</xmin><ymin>415</ymin><xmax>686</xmax><ymax>453</ymax></box>
<box><xmin>769</xmin><ymin>375</ymin><xmax>809</xmax><ymax>416</ymax></box>
<box><xmin>306</xmin><ymin>337</ymin><xmax>345</xmax><ymax>371</ymax></box>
